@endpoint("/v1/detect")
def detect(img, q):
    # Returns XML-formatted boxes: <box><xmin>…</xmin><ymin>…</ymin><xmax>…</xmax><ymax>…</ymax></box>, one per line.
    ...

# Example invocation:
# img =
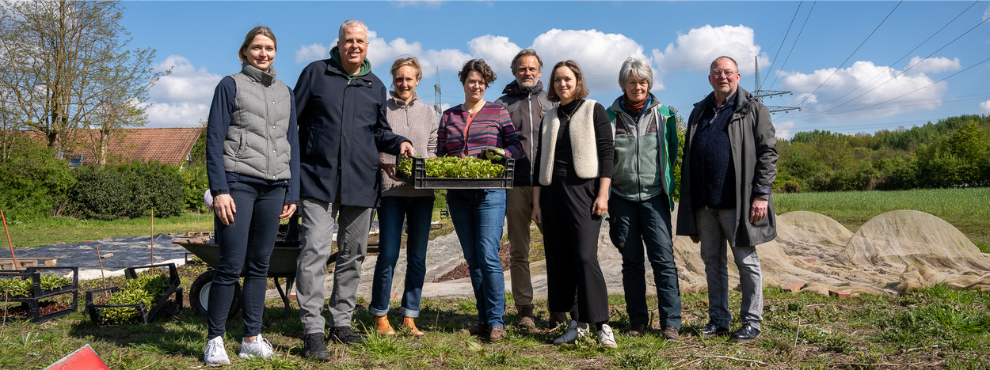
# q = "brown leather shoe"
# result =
<box><xmin>516</xmin><ymin>305</ymin><xmax>535</xmax><ymax>328</ymax></box>
<box><xmin>402</xmin><ymin>317</ymin><xmax>425</xmax><ymax>337</ymax></box>
<box><xmin>459</xmin><ymin>323</ymin><xmax>489</xmax><ymax>336</ymax></box>
<box><xmin>489</xmin><ymin>326</ymin><xmax>507</xmax><ymax>342</ymax></box>
<box><xmin>374</xmin><ymin>315</ymin><xmax>395</xmax><ymax>336</ymax></box>
<box><xmin>662</xmin><ymin>326</ymin><xmax>680</xmax><ymax>341</ymax></box>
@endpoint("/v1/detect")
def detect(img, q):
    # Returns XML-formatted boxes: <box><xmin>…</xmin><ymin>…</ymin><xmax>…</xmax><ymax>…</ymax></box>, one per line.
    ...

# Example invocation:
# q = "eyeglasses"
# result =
<box><xmin>711</xmin><ymin>70</ymin><xmax>737</xmax><ymax>77</ymax></box>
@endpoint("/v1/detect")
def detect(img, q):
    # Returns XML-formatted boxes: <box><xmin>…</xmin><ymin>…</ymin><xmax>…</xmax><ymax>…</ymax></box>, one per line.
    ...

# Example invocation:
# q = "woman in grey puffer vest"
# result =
<box><xmin>202</xmin><ymin>26</ymin><xmax>299</xmax><ymax>366</ymax></box>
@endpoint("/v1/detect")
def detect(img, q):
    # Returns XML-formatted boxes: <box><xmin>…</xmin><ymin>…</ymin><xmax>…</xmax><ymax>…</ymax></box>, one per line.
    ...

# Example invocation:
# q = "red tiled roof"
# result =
<box><xmin>12</xmin><ymin>128</ymin><xmax>203</xmax><ymax>166</ymax></box>
<box><xmin>82</xmin><ymin>128</ymin><xmax>203</xmax><ymax>166</ymax></box>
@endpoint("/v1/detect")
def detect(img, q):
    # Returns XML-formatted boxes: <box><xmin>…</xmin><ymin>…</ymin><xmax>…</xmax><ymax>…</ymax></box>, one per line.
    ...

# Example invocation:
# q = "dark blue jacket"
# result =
<box><xmin>294</xmin><ymin>58</ymin><xmax>409</xmax><ymax>207</ymax></box>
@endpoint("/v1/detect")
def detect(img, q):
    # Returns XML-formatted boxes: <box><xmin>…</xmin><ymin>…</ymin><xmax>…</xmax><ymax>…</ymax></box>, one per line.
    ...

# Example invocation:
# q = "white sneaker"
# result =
<box><xmin>239</xmin><ymin>334</ymin><xmax>276</xmax><ymax>359</ymax></box>
<box><xmin>204</xmin><ymin>336</ymin><xmax>231</xmax><ymax>366</ymax></box>
<box><xmin>553</xmin><ymin>320</ymin><xmax>589</xmax><ymax>345</ymax></box>
<box><xmin>598</xmin><ymin>323</ymin><xmax>618</xmax><ymax>348</ymax></box>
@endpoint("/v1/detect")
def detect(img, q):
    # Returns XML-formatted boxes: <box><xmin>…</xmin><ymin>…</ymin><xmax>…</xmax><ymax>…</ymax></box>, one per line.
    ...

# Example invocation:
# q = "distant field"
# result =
<box><xmin>774</xmin><ymin>187</ymin><xmax>990</xmax><ymax>250</ymax></box>
<box><xmin>5</xmin><ymin>211</ymin><xmax>215</xmax><ymax>248</ymax></box>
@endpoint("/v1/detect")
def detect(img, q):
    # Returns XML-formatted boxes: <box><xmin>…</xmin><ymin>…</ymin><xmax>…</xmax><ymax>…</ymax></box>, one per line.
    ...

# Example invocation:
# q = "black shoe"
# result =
<box><xmin>731</xmin><ymin>323</ymin><xmax>761</xmax><ymax>341</ymax></box>
<box><xmin>302</xmin><ymin>333</ymin><xmax>331</xmax><ymax>361</ymax></box>
<box><xmin>329</xmin><ymin>326</ymin><xmax>365</xmax><ymax>345</ymax></box>
<box><xmin>628</xmin><ymin>323</ymin><xmax>648</xmax><ymax>337</ymax></box>
<box><xmin>548</xmin><ymin>312</ymin><xmax>568</xmax><ymax>328</ymax></box>
<box><xmin>699</xmin><ymin>322</ymin><xmax>730</xmax><ymax>337</ymax></box>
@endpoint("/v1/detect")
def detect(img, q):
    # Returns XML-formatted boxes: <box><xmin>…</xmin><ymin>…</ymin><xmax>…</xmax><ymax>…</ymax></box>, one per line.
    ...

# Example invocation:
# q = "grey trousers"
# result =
<box><xmin>296</xmin><ymin>197</ymin><xmax>374</xmax><ymax>334</ymax></box>
<box><xmin>505</xmin><ymin>185</ymin><xmax>543</xmax><ymax>306</ymax></box>
<box><xmin>696</xmin><ymin>206</ymin><xmax>763</xmax><ymax>330</ymax></box>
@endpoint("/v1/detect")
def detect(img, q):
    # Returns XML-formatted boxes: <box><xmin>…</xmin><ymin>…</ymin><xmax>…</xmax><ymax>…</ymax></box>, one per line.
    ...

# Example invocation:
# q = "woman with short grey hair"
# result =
<box><xmin>605</xmin><ymin>57</ymin><xmax>683</xmax><ymax>341</ymax></box>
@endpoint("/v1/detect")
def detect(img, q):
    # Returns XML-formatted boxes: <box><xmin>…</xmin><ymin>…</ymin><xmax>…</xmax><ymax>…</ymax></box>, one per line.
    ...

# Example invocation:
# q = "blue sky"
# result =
<box><xmin>124</xmin><ymin>1</ymin><xmax>990</xmax><ymax>139</ymax></box>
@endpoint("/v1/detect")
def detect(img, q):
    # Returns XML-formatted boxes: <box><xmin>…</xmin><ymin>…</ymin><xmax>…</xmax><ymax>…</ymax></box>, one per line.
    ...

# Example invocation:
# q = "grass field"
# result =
<box><xmin>1</xmin><ymin>266</ymin><xmax>987</xmax><ymax>369</ymax></box>
<box><xmin>1</xmin><ymin>189</ymin><xmax>989</xmax><ymax>368</ymax></box>
<box><xmin>774</xmin><ymin>187</ymin><xmax>990</xmax><ymax>252</ymax></box>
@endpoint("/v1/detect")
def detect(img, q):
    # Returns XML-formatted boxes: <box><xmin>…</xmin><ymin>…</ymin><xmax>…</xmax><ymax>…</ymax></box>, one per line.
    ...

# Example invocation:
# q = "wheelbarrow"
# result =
<box><xmin>173</xmin><ymin>215</ymin><xmax>378</xmax><ymax>321</ymax></box>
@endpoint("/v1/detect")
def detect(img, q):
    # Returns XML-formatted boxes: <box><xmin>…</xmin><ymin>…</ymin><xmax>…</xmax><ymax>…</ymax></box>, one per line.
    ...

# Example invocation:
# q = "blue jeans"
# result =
<box><xmin>447</xmin><ymin>189</ymin><xmax>506</xmax><ymax>328</ymax></box>
<box><xmin>370</xmin><ymin>196</ymin><xmax>434</xmax><ymax>318</ymax></box>
<box><xmin>608</xmin><ymin>195</ymin><xmax>682</xmax><ymax>329</ymax></box>
<box><xmin>208</xmin><ymin>181</ymin><xmax>285</xmax><ymax>339</ymax></box>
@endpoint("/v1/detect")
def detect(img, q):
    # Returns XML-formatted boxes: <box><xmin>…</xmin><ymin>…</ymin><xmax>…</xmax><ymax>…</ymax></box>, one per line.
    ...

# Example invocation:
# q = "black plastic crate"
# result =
<box><xmin>0</xmin><ymin>290</ymin><xmax>78</xmax><ymax>324</ymax></box>
<box><xmin>85</xmin><ymin>263</ymin><xmax>183</xmax><ymax>324</ymax></box>
<box><xmin>398</xmin><ymin>157</ymin><xmax>514</xmax><ymax>189</ymax></box>
<box><xmin>1</xmin><ymin>266</ymin><xmax>78</xmax><ymax>299</ymax></box>
<box><xmin>27</xmin><ymin>266</ymin><xmax>79</xmax><ymax>298</ymax></box>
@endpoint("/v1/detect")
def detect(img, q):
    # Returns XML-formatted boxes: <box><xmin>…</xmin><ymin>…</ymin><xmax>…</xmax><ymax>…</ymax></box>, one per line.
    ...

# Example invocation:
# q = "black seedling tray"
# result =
<box><xmin>0</xmin><ymin>266</ymin><xmax>78</xmax><ymax>299</ymax></box>
<box><xmin>85</xmin><ymin>263</ymin><xmax>183</xmax><ymax>324</ymax></box>
<box><xmin>0</xmin><ymin>290</ymin><xmax>78</xmax><ymax>324</ymax></box>
<box><xmin>399</xmin><ymin>157</ymin><xmax>514</xmax><ymax>189</ymax></box>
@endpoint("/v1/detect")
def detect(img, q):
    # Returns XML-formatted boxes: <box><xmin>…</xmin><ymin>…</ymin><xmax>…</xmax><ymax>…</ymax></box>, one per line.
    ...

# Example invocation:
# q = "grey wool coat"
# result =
<box><xmin>676</xmin><ymin>87</ymin><xmax>778</xmax><ymax>247</ymax></box>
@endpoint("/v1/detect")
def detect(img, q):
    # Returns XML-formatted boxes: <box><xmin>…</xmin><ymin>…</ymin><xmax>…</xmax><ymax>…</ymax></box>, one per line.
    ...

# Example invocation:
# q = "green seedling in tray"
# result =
<box><xmin>398</xmin><ymin>156</ymin><xmax>504</xmax><ymax>179</ymax></box>
<box><xmin>99</xmin><ymin>271</ymin><xmax>171</xmax><ymax>323</ymax></box>
<box><xmin>1</xmin><ymin>274</ymin><xmax>72</xmax><ymax>298</ymax></box>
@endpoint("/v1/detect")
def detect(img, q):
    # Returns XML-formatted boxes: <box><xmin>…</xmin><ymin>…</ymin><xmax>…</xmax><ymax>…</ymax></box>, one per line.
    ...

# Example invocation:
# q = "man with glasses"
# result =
<box><xmin>676</xmin><ymin>56</ymin><xmax>777</xmax><ymax>342</ymax></box>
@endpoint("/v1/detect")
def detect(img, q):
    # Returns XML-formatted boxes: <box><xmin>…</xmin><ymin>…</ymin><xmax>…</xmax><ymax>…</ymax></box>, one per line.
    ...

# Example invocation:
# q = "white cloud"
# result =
<box><xmin>291</xmin><ymin>27</ymin><xmax>654</xmax><ymax>97</ymax></box>
<box><xmin>779</xmin><ymin>60</ymin><xmax>948</xmax><ymax>121</ymax></box>
<box><xmin>979</xmin><ymin>100</ymin><xmax>990</xmax><ymax>115</ymax></box>
<box><xmin>984</xmin><ymin>4</ymin><xmax>990</xmax><ymax>21</ymax></box>
<box><xmin>294</xmin><ymin>30</ymin><xmax>471</xmax><ymax>80</ymax></box>
<box><xmin>145</xmin><ymin>102</ymin><xmax>209</xmax><ymax>128</ymax></box>
<box><xmin>905</xmin><ymin>56</ymin><xmax>961</xmax><ymax>74</ymax></box>
<box><xmin>775</xmin><ymin>120</ymin><xmax>796</xmax><ymax>139</ymax></box>
<box><xmin>295</xmin><ymin>43</ymin><xmax>329</xmax><ymax>64</ymax></box>
<box><xmin>467</xmin><ymin>35</ymin><xmax>522</xmax><ymax>82</ymax></box>
<box><xmin>532</xmin><ymin>29</ymin><xmax>649</xmax><ymax>95</ymax></box>
<box><xmin>146</xmin><ymin>55</ymin><xmax>222</xmax><ymax>127</ymax></box>
<box><xmin>652</xmin><ymin>24</ymin><xmax>769</xmax><ymax>76</ymax></box>
<box><xmin>151</xmin><ymin>55</ymin><xmax>222</xmax><ymax>104</ymax></box>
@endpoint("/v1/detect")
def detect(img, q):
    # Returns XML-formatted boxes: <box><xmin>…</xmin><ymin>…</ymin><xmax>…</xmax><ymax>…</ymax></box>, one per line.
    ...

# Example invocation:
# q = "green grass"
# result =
<box><xmin>2</xmin><ymin>273</ymin><xmax>988</xmax><ymax>369</ymax></box>
<box><xmin>774</xmin><ymin>187</ymin><xmax>990</xmax><ymax>247</ymax></box>
<box><xmin>3</xmin><ymin>211</ymin><xmax>215</xmax><ymax>248</ymax></box>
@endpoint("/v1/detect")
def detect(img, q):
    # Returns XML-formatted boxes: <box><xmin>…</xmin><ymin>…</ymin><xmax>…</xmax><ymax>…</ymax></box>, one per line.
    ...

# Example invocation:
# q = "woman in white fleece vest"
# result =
<box><xmin>531</xmin><ymin>60</ymin><xmax>617</xmax><ymax>349</ymax></box>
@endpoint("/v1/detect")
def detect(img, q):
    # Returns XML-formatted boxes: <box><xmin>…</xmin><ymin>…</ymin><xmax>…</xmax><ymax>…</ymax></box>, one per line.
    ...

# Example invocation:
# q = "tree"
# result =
<box><xmin>0</xmin><ymin>0</ymin><xmax>165</xmax><ymax>166</ymax></box>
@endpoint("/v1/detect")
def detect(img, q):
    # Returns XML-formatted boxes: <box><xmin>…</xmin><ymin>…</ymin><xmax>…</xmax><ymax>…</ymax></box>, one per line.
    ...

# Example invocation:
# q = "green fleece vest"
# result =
<box><xmin>609</xmin><ymin>104</ymin><xmax>675</xmax><ymax>209</ymax></box>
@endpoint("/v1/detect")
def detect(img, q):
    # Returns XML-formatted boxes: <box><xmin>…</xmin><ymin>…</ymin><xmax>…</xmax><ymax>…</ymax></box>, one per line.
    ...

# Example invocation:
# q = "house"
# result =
<box><xmin>11</xmin><ymin>127</ymin><xmax>203</xmax><ymax>168</ymax></box>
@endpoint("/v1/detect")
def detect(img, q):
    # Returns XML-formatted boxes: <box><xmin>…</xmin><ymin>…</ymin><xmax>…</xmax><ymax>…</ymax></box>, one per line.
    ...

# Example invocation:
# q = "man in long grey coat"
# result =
<box><xmin>676</xmin><ymin>56</ymin><xmax>777</xmax><ymax>342</ymax></box>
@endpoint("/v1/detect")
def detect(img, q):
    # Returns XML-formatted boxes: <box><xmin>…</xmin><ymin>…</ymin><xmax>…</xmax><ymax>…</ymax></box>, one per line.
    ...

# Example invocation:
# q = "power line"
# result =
<box><xmin>796</xmin><ymin>0</ymin><xmax>903</xmax><ymax>107</ymax></box>
<box><xmin>762</xmin><ymin>1</ymin><xmax>803</xmax><ymax>87</ymax></box>
<box><xmin>812</xmin><ymin>0</ymin><xmax>981</xmax><ymax>110</ymax></box>
<box><xmin>810</xmin><ymin>12</ymin><xmax>990</xmax><ymax>115</ymax></box>
<box><xmin>769</xmin><ymin>1</ymin><xmax>817</xmax><ymax>89</ymax></box>
<box><xmin>822</xmin><ymin>55</ymin><xmax>990</xmax><ymax>115</ymax></box>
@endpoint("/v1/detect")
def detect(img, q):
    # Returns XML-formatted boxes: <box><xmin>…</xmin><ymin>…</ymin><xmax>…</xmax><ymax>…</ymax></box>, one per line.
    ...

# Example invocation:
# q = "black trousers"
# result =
<box><xmin>540</xmin><ymin>173</ymin><xmax>609</xmax><ymax>324</ymax></box>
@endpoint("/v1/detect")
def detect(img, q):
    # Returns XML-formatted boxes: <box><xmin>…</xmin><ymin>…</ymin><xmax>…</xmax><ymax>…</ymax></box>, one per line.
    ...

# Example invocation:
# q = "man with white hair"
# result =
<box><xmin>293</xmin><ymin>19</ymin><xmax>414</xmax><ymax>360</ymax></box>
<box><xmin>676</xmin><ymin>56</ymin><xmax>777</xmax><ymax>342</ymax></box>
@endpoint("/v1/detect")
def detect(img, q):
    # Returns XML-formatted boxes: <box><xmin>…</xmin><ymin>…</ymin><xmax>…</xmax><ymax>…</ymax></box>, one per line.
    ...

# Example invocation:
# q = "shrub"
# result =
<box><xmin>0</xmin><ymin>136</ymin><xmax>75</xmax><ymax>220</ymax></box>
<box><xmin>68</xmin><ymin>161</ymin><xmax>183</xmax><ymax>220</ymax></box>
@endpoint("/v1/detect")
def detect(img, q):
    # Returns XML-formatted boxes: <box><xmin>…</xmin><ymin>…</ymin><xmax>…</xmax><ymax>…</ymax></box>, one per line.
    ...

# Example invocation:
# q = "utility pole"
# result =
<box><xmin>754</xmin><ymin>57</ymin><xmax>801</xmax><ymax>114</ymax></box>
<box><xmin>433</xmin><ymin>67</ymin><xmax>443</xmax><ymax>120</ymax></box>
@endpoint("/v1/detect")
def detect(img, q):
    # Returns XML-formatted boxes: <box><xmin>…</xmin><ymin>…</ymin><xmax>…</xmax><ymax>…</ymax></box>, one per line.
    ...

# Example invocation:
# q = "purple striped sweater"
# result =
<box><xmin>436</xmin><ymin>102</ymin><xmax>522</xmax><ymax>159</ymax></box>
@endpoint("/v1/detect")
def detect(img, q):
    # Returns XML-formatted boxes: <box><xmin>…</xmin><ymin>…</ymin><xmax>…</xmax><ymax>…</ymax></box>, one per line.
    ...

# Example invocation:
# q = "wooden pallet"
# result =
<box><xmin>0</xmin><ymin>258</ymin><xmax>57</xmax><ymax>271</ymax></box>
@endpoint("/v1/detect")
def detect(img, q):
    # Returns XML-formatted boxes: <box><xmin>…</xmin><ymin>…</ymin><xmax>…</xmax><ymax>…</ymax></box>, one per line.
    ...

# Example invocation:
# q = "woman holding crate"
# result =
<box><xmin>203</xmin><ymin>26</ymin><xmax>298</xmax><ymax>366</ymax></box>
<box><xmin>436</xmin><ymin>59</ymin><xmax>521</xmax><ymax>342</ymax></box>
<box><xmin>369</xmin><ymin>56</ymin><xmax>438</xmax><ymax>337</ymax></box>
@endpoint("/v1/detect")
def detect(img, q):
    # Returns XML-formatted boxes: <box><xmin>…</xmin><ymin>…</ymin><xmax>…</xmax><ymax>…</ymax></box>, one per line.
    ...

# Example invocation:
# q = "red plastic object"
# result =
<box><xmin>44</xmin><ymin>344</ymin><xmax>110</xmax><ymax>370</ymax></box>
